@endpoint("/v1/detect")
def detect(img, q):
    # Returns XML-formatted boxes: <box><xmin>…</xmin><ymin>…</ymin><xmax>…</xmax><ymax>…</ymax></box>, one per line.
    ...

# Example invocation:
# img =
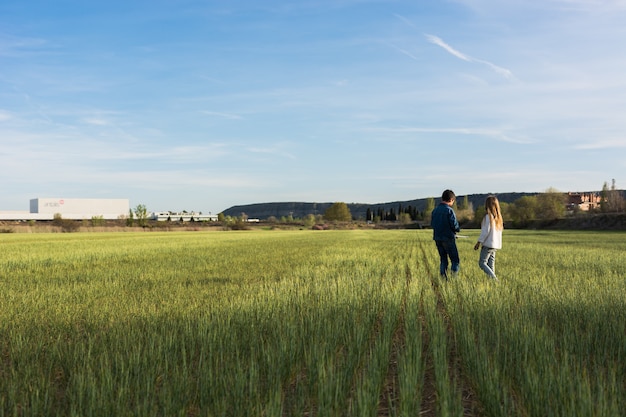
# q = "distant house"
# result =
<box><xmin>567</xmin><ymin>192</ymin><xmax>601</xmax><ymax>211</ymax></box>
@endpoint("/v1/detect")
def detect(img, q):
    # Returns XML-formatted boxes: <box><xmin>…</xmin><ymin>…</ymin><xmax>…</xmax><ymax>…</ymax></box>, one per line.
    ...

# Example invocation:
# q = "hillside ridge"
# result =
<box><xmin>222</xmin><ymin>192</ymin><xmax>540</xmax><ymax>220</ymax></box>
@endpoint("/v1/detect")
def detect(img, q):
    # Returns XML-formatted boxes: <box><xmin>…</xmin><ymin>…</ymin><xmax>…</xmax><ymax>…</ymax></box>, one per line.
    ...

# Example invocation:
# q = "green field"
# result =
<box><xmin>1</xmin><ymin>230</ymin><xmax>624</xmax><ymax>416</ymax></box>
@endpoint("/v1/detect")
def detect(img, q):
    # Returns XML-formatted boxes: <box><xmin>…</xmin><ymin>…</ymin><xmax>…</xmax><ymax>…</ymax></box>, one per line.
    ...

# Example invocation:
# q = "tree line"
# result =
<box><xmin>326</xmin><ymin>181</ymin><xmax>625</xmax><ymax>226</ymax></box>
<box><xmin>124</xmin><ymin>181</ymin><xmax>624</xmax><ymax>226</ymax></box>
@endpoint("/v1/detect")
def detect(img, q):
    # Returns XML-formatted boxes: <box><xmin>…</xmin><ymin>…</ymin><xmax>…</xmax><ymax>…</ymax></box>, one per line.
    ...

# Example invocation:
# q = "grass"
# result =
<box><xmin>0</xmin><ymin>229</ymin><xmax>625</xmax><ymax>416</ymax></box>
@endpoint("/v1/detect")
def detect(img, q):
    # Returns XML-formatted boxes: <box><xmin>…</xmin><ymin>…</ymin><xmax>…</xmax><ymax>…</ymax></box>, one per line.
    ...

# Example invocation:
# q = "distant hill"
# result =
<box><xmin>222</xmin><ymin>192</ymin><xmax>540</xmax><ymax>220</ymax></box>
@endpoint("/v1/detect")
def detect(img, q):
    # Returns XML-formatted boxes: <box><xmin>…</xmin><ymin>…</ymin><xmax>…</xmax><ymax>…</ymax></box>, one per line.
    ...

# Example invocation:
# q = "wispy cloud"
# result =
<box><xmin>393</xmin><ymin>13</ymin><xmax>418</xmax><ymax>30</ymax></box>
<box><xmin>90</xmin><ymin>143</ymin><xmax>231</xmax><ymax>163</ymax></box>
<box><xmin>82</xmin><ymin>117</ymin><xmax>110</xmax><ymax>126</ymax></box>
<box><xmin>85</xmin><ymin>169</ymin><xmax>273</xmax><ymax>192</ymax></box>
<box><xmin>425</xmin><ymin>34</ymin><xmax>514</xmax><ymax>79</ymax></box>
<box><xmin>0</xmin><ymin>110</ymin><xmax>12</xmax><ymax>122</ymax></box>
<box><xmin>200</xmin><ymin>110</ymin><xmax>243</xmax><ymax>120</ymax></box>
<box><xmin>364</xmin><ymin>126</ymin><xmax>532</xmax><ymax>144</ymax></box>
<box><xmin>574</xmin><ymin>138</ymin><xmax>626</xmax><ymax>150</ymax></box>
<box><xmin>247</xmin><ymin>143</ymin><xmax>296</xmax><ymax>160</ymax></box>
<box><xmin>425</xmin><ymin>34</ymin><xmax>472</xmax><ymax>61</ymax></box>
<box><xmin>385</xmin><ymin>42</ymin><xmax>419</xmax><ymax>61</ymax></box>
<box><xmin>0</xmin><ymin>34</ymin><xmax>50</xmax><ymax>56</ymax></box>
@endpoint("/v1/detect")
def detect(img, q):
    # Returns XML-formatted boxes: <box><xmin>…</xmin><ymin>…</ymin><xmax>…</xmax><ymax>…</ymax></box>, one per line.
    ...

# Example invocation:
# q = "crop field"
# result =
<box><xmin>0</xmin><ymin>229</ymin><xmax>625</xmax><ymax>416</ymax></box>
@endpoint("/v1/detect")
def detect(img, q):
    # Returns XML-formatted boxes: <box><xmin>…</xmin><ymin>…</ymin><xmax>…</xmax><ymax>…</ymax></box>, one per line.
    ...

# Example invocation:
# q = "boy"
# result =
<box><xmin>431</xmin><ymin>189</ymin><xmax>461</xmax><ymax>279</ymax></box>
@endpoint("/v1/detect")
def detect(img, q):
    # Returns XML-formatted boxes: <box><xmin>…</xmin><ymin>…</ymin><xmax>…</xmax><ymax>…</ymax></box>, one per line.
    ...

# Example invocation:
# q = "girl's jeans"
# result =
<box><xmin>479</xmin><ymin>246</ymin><xmax>498</xmax><ymax>279</ymax></box>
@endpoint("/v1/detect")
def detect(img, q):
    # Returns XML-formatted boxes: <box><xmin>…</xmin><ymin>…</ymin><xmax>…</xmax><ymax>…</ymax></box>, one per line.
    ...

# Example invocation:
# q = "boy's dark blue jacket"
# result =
<box><xmin>431</xmin><ymin>203</ymin><xmax>460</xmax><ymax>240</ymax></box>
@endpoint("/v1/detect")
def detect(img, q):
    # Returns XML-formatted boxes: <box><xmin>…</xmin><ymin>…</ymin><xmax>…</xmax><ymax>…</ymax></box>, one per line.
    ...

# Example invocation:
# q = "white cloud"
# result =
<box><xmin>363</xmin><ymin>126</ymin><xmax>533</xmax><ymax>144</ymax></box>
<box><xmin>425</xmin><ymin>34</ymin><xmax>514</xmax><ymax>79</ymax></box>
<box><xmin>574</xmin><ymin>138</ymin><xmax>626</xmax><ymax>150</ymax></box>
<box><xmin>0</xmin><ymin>110</ymin><xmax>12</xmax><ymax>122</ymax></box>
<box><xmin>82</xmin><ymin>118</ymin><xmax>109</xmax><ymax>126</ymax></box>
<box><xmin>425</xmin><ymin>34</ymin><xmax>471</xmax><ymax>61</ymax></box>
<box><xmin>246</xmin><ymin>143</ymin><xmax>297</xmax><ymax>160</ymax></box>
<box><xmin>0</xmin><ymin>34</ymin><xmax>50</xmax><ymax>56</ymax></box>
<box><xmin>386</xmin><ymin>42</ymin><xmax>419</xmax><ymax>61</ymax></box>
<box><xmin>100</xmin><ymin>170</ymin><xmax>266</xmax><ymax>189</ymax></box>
<box><xmin>200</xmin><ymin>110</ymin><xmax>243</xmax><ymax>120</ymax></box>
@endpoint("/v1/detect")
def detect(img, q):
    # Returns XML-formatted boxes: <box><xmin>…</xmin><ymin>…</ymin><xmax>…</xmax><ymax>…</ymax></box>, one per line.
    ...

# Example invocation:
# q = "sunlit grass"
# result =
<box><xmin>1</xmin><ymin>229</ymin><xmax>624</xmax><ymax>416</ymax></box>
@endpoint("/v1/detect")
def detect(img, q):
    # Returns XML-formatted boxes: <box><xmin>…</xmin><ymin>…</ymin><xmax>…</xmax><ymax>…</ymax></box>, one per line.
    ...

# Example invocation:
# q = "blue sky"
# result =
<box><xmin>2</xmin><ymin>0</ymin><xmax>625</xmax><ymax>214</ymax></box>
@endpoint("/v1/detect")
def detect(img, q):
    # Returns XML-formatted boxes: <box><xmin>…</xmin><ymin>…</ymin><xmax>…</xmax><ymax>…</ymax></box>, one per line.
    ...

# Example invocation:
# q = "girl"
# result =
<box><xmin>474</xmin><ymin>196</ymin><xmax>503</xmax><ymax>280</ymax></box>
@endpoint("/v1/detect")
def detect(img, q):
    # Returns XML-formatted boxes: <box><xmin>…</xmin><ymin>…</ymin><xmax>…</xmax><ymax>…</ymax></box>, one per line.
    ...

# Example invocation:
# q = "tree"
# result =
<box><xmin>456</xmin><ymin>196</ymin><xmax>474</xmax><ymax>223</ymax></box>
<box><xmin>536</xmin><ymin>188</ymin><xmax>566</xmax><ymax>220</ymax></box>
<box><xmin>406</xmin><ymin>205</ymin><xmax>418</xmax><ymax>220</ymax></box>
<box><xmin>302</xmin><ymin>214</ymin><xmax>316</xmax><ymax>228</ymax></box>
<box><xmin>423</xmin><ymin>197</ymin><xmax>435</xmax><ymax>222</ymax></box>
<box><xmin>602</xmin><ymin>179</ymin><xmax>624</xmax><ymax>212</ymax></box>
<box><xmin>600</xmin><ymin>181</ymin><xmax>610</xmax><ymax>212</ymax></box>
<box><xmin>499</xmin><ymin>202</ymin><xmax>511</xmax><ymax>223</ymax></box>
<box><xmin>52</xmin><ymin>213</ymin><xmax>80</xmax><ymax>232</ymax></box>
<box><xmin>398</xmin><ymin>212</ymin><xmax>412</xmax><ymax>224</ymax></box>
<box><xmin>474</xmin><ymin>205</ymin><xmax>486</xmax><ymax>225</ymax></box>
<box><xmin>609</xmin><ymin>179</ymin><xmax>625</xmax><ymax>212</ymax></box>
<box><xmin>511</xmin><ymin>196</ymin><xmax>538</xmax><ymax>225</ymax></box>
<box><xmin>458</xmin><ymin>195</ymin><xmax>469</xmax><ymax>210</ymax></box>
<box><xmin>134</xmin><ymin>204</ymin><xmax>148</xmax><ymax>227</ymax></box>
<box><xmin>126</xmin><ymin>209</ymin><xmax>134</xmax><ymax>226</ymax></box>
<box><xmin>324</xmin><ymin>202</ymin><xmax>352</xmax><ymax>222</ymax></box>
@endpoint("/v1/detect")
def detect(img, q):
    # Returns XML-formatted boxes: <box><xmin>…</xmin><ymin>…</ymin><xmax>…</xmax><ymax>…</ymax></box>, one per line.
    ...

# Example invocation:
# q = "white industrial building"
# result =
<box><xmin>0</xmin><ymin>198</ymin><xmax>130</xmax><ymax>221</ymax></box>
<box><xmin>150</xmin><ymin>211</ymin><xmax>218</xmax><ymax>222</ymax></box>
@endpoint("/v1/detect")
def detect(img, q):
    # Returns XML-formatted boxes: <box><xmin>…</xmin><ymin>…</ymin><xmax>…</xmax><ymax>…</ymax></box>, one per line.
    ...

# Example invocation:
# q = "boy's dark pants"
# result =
<box><xmin>435</xmin><ymin>239</ymin><xmax>460</xmax><ymax>278</ymax></box>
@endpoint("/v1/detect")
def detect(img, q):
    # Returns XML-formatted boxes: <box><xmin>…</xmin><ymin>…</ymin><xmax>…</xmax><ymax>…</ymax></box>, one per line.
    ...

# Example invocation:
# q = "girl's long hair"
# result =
<box><xmin>485</xmin><ymin>196</ymin><xmax>504</xmax><ymax>230</ymax></box>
